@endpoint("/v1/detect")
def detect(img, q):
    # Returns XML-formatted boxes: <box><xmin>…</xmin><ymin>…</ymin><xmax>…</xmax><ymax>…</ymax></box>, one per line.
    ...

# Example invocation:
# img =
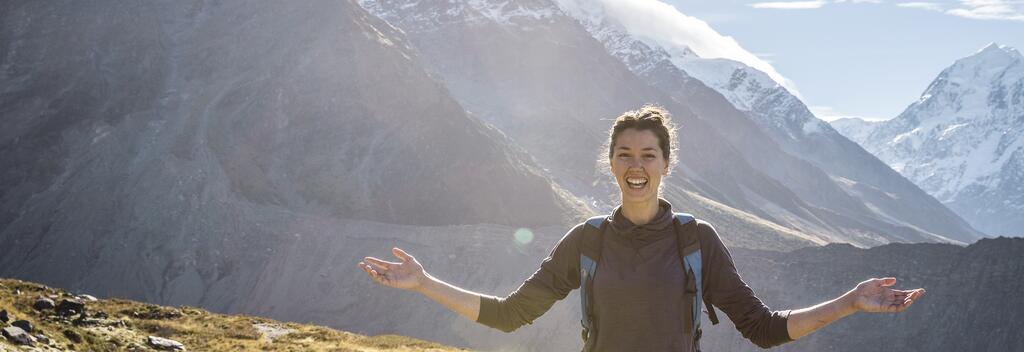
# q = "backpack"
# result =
<box><xmin>578</xmin><ymin>212</ymin><xmax>720</xmax><ymax>351</ymax></box>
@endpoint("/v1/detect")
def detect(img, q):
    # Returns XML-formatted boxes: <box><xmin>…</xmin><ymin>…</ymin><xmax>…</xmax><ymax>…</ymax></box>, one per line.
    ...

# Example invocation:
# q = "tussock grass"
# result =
<box><xmin>0</xmin><ymin>278</ymin><xmax>468</xmax><ymax>351</ymax></box>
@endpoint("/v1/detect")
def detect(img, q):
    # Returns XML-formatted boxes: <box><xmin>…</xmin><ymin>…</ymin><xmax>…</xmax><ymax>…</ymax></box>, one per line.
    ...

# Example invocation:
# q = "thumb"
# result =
<box><xmin>878</xmin><ymin>277</ymin><xmax>897</xmax><ymax>286</ymax></box>
<box><xmin>392</xmin><ymin>247</ymin><xmax>413</xmax><ymax>262</ymax></box>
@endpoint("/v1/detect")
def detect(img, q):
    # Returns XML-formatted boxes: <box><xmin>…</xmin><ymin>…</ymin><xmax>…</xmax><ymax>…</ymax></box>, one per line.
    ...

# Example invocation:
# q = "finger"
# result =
<box><xmin>358</xmin><ymin>262</ymin><xmax>374</xmax><ymax>276</ymax></box>
<box><xmin>368</xmin><ymin>268</ymin><xmax>387</xmax><ymax>284</ymax></box>
<box><xmin>879</xmin><ymin>277</ymin><xmax>897</xmax><ymax>286</ymax></box>
<box><xmin>360</xmin><ymin>263</ymin><xmax>382</xmax><ymax>282</ymax></box>
<box><xmin>393</xmin><ymin>247</ymin><xmax>414</xmax><ymax>262</ymax></box>
<box><xmin>890</xmin><ymin>303</ymin><xmax>906</xmax><ymax>312</ymax></box>
<box><xmin>364</xmin><ymin>257</ymin><xmax>397</xmax><ymax>271</ymax></box>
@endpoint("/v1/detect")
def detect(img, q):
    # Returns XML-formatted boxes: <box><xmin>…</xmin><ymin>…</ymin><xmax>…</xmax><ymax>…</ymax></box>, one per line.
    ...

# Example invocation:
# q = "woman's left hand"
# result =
<box><xmin>846</xmin><ymin>277</ymin><xmax>925</xmax><ymax>313</ymax></box>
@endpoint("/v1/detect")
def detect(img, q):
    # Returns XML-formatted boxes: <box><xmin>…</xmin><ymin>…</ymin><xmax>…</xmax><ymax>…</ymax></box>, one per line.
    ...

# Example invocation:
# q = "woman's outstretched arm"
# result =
<box><xmin>360</xmin><ymin>226</ymin><xmax>583</xmax><ymax>333</ymax></box>
<box><xmin>786</xmin><ymin>277</ymin><xmax>926</xmax><ymax>340</ymax></box>
<box><xmin>358</xmin><ymin>247</ymin><xmax>483</xmax><ymax>321</ymax></box>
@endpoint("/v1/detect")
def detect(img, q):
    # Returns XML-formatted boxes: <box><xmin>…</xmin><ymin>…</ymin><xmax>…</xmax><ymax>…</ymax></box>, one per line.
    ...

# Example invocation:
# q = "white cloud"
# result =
<box><xmin>946</xmin><ymin>0</ymin><xmax>1024</xmax><ymax>21</ymax></box>
<box><xmin>586</xmin><ymin>0</ymin><xmax>801</xmax><ymax>96</ymax></box>
<box><xmin>897</xmin><ymin>2</ymin><xmax>945</xmax><ymax>11</ymax></box>
<box><xmin>749</xmin><ymin>1</ymin><xmax>828</xmax><ymax>9</ymax></box>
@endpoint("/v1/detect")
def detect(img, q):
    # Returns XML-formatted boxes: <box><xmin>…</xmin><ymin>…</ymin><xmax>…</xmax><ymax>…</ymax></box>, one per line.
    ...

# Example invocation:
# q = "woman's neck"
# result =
<box><xmin>620</xmin><ymin>198</ymin><xmax>660</xmax><ymax>225</ymax></box>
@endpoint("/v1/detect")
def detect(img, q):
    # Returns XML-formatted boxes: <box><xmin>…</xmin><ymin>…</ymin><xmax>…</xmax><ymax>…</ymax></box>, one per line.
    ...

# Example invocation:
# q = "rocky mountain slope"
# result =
<box><xmin>705</xmin><ymin>236</ymin><xmax>1024</xmax><ymax>352</ymax></box>
<box><xmin>0</xmin><ymin>0</ymin><xmax>583</xmax><ymax>233</ymax></box>
<box><xmin>832</xmin><ymin>44</ymin><xmax>1024</xmax><ymax>236</ymax></box>
<box><xmin>0</xmin><ymin>0</ymin><xmax>592</xmax><ymax>297</ymax></box>
<box><xmin>0</xmin><ymin>278</ymin><xmax>464</xmax><ymax>351</ymax></box>
<box><xmin>359</xmin><ymin>0</ymin><xmax>982</xmax><ymax>246</ymax></box>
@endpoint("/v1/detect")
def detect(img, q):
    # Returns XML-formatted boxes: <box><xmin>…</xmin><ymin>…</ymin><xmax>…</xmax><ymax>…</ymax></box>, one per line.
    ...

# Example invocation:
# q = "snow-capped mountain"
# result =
<box><xmin>550</xmin><ymin>0</ymin><xmax>983</xmax><ymax>242</ymax></box>
<box><xmin>832</xmin><ymin>43</ymin><xmax>1024</xmax><ymax>236</ymax></box>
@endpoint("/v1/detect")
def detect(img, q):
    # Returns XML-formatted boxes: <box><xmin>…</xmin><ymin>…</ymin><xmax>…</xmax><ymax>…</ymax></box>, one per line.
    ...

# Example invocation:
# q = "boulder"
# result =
<box><xmin>63</xmin><ymin>329</ymin><xmax>83</xmax><ymax>343</ymax></box>
<box><xmin>147</xmin><ymin>336</ymin><xmax>186</xmax><ymax>351</ymax></box>
<box><xmin>11</xmin><ymin>319</ymin><xmax>33</xmax><ymax>333</ymax></box>
<box><xmin>2</xmin><ymin>326</ymin><xmax>36</xmax><ymax>346</ymax></box>
<box><xmin>77</xmin><ymin>294</ymin><xmax>99</xmax><ymax>302</ymax></box>
<box><xmin>32</xmin><ymin>297</ymin><xmax>55</xmax><ymax>311</ymax></box>
<box><xmin>0</xmin><ymin>309</ymin><xmax>8</xmax><ymax>323</ymax></box>
<box><xmin>56</xmin><ymin>298</ymin><xmax>86</xmax><ymax>316</ymax></box>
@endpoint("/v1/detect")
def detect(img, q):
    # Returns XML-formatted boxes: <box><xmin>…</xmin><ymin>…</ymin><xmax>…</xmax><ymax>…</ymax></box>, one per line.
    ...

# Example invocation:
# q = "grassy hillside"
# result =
<box><xmin>0</xmin><ymin>279</ymin><xmax>463</xmax><ymax>351</ymax></box>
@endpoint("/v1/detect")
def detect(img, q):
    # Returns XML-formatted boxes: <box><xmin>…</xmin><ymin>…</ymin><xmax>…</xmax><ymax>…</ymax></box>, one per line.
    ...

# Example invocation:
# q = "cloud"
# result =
<box><xmin>946</xmin><ymin>0</ymin><xmax>1024</xmax><ymax>21</ymax></box>
<box><xmin>897</xmin><ymin>0</ymin><xmax>1024</xmax><ymax>21</ymax></box>
<box><xmin>578</xmin><ymin>0</ymin><xmax>801</xmax><ymax>96</ymax></box>
<box><xmin>749</xmin><ymin>1</ymin><xmax>828</xmax><ymax>9</ymax></box>
<box><xmin>896</xmin><ymin>2</ymin><xmax>945</xmax><ymax>11</ymax></box>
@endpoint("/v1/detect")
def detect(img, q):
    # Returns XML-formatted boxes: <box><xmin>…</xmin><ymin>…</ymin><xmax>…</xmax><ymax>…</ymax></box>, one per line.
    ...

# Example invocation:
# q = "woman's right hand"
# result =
<box><xmin>358</xmin><ymin>247</ymin><xmax>427</xmax><ymax>291</ymax></box>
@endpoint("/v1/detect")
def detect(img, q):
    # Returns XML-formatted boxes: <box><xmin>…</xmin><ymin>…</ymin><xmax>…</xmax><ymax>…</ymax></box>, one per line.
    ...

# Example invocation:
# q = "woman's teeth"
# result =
<box><xmin>626</xmin><ymin>177</ymin><xmax>648</xmax><ymax>189</ymax></box>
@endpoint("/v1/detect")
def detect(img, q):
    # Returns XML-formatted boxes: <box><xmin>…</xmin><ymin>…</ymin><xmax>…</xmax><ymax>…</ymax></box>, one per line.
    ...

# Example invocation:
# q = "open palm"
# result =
<box><xmin>849</xmin><ymin>277</ymin><xmax>925</xmax><ymax>313</ymax></box>
<box><xmin>358</xmin><ymin>247</ymin><xmax>426</xmax><ymax>291</ymax></box>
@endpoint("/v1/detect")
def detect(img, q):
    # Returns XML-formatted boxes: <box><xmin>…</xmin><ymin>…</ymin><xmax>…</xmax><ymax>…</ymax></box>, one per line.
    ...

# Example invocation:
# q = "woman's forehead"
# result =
<box><xmin>615</xmin><ymin>129</ymin><xmax>661</xmax><ymax>150</ymax></box>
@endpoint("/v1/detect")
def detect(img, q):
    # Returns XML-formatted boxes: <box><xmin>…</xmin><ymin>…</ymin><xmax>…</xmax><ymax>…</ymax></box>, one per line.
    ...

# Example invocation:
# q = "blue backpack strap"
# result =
<box><xmin>579</xmin><ymin>215</ymin><xmax>606</xmax><ymax>346</ymax></box>
<box><xmin>674</xmin><ymin>213</ymin><xmax>718</xmax><ymax>348</ymax></box>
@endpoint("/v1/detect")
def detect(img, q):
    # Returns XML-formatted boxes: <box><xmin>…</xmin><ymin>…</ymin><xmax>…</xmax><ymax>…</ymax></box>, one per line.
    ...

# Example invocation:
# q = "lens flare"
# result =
<box><xmin>513</xmin><ymin>228</ymin><xmax>534</xmax><ymax>245</ymax></box>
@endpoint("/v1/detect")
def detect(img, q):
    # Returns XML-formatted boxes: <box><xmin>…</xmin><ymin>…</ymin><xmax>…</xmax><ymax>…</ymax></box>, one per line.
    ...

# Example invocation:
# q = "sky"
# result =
<box><xmin>655</xmin><ymin>0</ymin><xmax>1024</xmax><ymax>121</ymax></box>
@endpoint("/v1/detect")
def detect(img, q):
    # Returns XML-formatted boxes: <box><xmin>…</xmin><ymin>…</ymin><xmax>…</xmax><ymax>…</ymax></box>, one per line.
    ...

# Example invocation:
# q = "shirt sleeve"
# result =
<box><xmin>476</xmin><ymin>224</ymin><xmax>585</xmax><ymax>332</ymax></box>
<box><xmin>698</xmin><ymin>220</ymin><xmax>793</xmax><ymax>348</ymax></box>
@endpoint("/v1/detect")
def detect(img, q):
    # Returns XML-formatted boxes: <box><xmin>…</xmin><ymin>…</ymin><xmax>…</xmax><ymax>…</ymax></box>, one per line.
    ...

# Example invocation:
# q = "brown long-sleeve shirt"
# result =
<box><xmin>476</xmin><ymin>199</ymin><xmax>793</xmax><ymax>351</ymax></box>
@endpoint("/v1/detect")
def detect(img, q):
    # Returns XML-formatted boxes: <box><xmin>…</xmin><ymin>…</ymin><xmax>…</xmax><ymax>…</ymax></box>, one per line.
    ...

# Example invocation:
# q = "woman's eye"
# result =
<box><xmin>618</xmin><ymin>154</ymin><xmax>631</xmax><ymax>158</ymax></box>
<box><xmin>643</xmin><ymin>155</ymin><xmax>656</xmax><ymax>160</ymax></box>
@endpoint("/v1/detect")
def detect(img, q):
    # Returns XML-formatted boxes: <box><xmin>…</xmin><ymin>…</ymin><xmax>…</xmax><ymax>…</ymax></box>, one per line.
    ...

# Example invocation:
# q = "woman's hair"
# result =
<box><xmin>599</xmin><ymin>105</ymin><xmax>679</xmax><ymax>174</ymax></box>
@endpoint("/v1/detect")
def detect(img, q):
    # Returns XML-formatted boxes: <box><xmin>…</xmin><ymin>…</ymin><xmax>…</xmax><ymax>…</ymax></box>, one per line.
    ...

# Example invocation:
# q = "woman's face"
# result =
<box><xmin>610</xmin><ymin>128</ymin><xmax>668</xmax><ymax>205</ymax></box>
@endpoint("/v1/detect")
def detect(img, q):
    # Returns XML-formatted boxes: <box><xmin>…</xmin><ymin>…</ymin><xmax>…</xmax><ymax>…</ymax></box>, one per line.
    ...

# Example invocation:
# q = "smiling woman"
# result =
<box><xmin>358</xmin><ymin>105</ymin><xmax>925</xmax><ymax>351</ymax></box>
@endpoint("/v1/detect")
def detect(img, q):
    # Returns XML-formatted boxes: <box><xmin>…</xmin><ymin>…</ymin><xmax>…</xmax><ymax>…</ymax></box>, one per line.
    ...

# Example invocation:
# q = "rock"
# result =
<box><xmin>32</xmin><ymin>297</ymin><xmax>55</xmax><ymax>311</ymax></box>
<box><xmin>63</xmin><ymin>329</ymin><xmax>83</xmax><ymax>343</ymax></box>
<box><xmin>34</xmin><ymin>333</ymin><xmax>50</xmax><ymax>345</ymax></box>
<box><xmin>11</xmin><ymin>319</ymin><xmax>33</xmax><ymax>333</ymax></box>
<box><xmin>1</xmin><ymin>326</ymin><xmax>36</xmax><ymax>346</ymax></box>
<box><xmin>56</xmin><ymin>298</ymin><xmax>86</xmax><ymax>316</ymax></box>
<box><xmin>253</xmin><ymin>323</ymin><xmax>296</xmax><ymax>342</ymax></box>
<box><xmin>147</xmin><ymin>336</ymin><xmax>186</xmax><ymax>351</ymax></box>
<box><xmin>77</xmin><ymin>294</ymin><xmax>99</xmax><ymax>302</ymax></box>
<box><xmin>0</xmin><ymin>309</ymin><xmax>8</xmax><ymax>323</ymax></box>
<box><xmin>72</xmin><ymin>315</ymin><xmax>102</xmax><ymax>327</ymax></box>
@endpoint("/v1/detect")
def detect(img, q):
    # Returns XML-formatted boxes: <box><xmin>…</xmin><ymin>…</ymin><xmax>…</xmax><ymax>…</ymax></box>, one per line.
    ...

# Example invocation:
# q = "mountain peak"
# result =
<box><xmin>961</xmin><ymin>42</ymin><xmax>1021</xmax><ymax>66</ymax></box>
<box><xmin>978</xmin><ymin>42</ymin><xmax>1016</xmax><ymax>54</ymax></box>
